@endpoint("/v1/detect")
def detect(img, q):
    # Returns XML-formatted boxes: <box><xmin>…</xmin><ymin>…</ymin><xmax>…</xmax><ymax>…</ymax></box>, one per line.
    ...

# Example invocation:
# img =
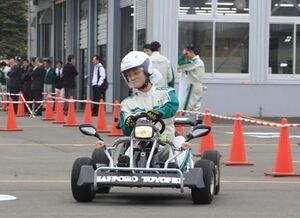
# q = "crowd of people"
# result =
<box><xmin>0</xmin><ymin>41</ymin><xmax>204</xmax><ymax>119</ymax></box>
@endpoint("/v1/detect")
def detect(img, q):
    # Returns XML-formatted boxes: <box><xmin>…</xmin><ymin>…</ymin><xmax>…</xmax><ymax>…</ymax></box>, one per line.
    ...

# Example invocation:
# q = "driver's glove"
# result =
<box><xmin>125</xmin><ymin>115</ymin><xmax>136</xmax><ymax>129</ymax></box>
<box><xmin>146</xmin><ymin>110</ymin><xmax>160</xmax><ymax>122</ymax></box>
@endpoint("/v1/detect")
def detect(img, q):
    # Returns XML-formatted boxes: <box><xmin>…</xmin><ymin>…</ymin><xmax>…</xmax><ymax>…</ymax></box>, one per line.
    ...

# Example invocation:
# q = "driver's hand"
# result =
<box><xmin>125</xmin><ymin>115</ymin><xmax>136</xmax><ymax>129</ymax></box>
<box><xmin>146</xmin><ymin>110</ymin><xmax>160</xmax><ymax>122</ymax></box>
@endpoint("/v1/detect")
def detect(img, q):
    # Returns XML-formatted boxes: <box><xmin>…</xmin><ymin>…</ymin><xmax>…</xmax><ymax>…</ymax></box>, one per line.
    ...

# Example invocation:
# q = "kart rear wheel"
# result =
<box><xmin>191</xmin><ymin>159</ymin><xmax>215</xmax><ymax>204</ymax></box>
<box><xmin>71</xmin><ymin>157</ymin><xmax>96</xmax><ymax>202</ymax></box>
<box><xmin>201</xmin><ymin>150</ymin><xmax>221</xmax><ymax>195</ymax></box>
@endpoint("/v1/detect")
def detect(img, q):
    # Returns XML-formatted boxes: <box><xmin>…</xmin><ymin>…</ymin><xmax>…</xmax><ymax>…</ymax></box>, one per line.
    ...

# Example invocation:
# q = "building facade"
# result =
<box><xmin>29</xmin><ymin>0</ymin><xmax>300</xmax><ymax>117</ymax></box>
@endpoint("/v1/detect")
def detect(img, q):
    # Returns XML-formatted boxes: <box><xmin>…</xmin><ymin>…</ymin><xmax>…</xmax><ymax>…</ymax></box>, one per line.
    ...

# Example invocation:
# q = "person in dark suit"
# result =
<box><xmin>62</xmin><ymin>55</ymin><xmax>78</xmax><ymax>113</ymax></box>
<box><xmin>30</xmin><ymin>58</ymin><xmax>46</xmax><ymax>116</ymax></box>
<box><xmin>7</xmin><ymin>58</ymin><xmax>22</xmax><ymax>112</ymax></box>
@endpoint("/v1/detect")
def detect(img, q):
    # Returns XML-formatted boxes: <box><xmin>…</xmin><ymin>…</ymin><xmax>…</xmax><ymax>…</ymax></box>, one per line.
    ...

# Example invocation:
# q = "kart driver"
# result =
<box><xmin>118</xmin><ymin>51</ymin><xmax>190</xmax><ymax>169</ymax></box>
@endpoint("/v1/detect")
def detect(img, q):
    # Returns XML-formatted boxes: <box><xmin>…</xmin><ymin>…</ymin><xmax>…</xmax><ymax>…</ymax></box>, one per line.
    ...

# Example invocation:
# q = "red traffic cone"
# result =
<box><xmin>175</xmin><ymin>112</ymin><xmax>185</xmax><ymax>136</ymax></box>
<box><xmin>64</xmin><ymin>97</ymin><xmax>78</xmax><ymax>127</ymax></box>
<box><xmin>265</xmin><ymin>118</ymin><xmax>300</xmax><ymax>177</ymax></box>
<box><xmin>108</xmin><ymin>100</ymin><xmax>123</xmax><ymax>136</ymax></box>
<box><xmin>42</xmin><ymin>94</ymin><xmax>55</xmax><ymax>121</ymax></box>
<box><xmin>0</xmin><ymin>99</ymin><xmax>23</xmax><ymax>131</ymax></box>
<box><xmin>53</xmin><ymin>96</ymin><xmax>65</xmax><ymax>124</ymax></box>
<box><xmin>225</xmin><ymin>113</ymin><xmax>253</xmax><ymax>166</ymax></box>
<box><xmin>96</xmin><ymin>99</ymin><xmax>110</xmax><ymax>133</ymax></box>
<box><xmin>83</xmin><ymin>98</ymin><xmax>93</xmax><ymax>124</ymax></box>
<box><xmin>16</xmin><ymin>92</ymin><xmax>26</xmax><ymax>117</ymax></box>
<box><xmin>194</xmin><ymin>108</ymin><xmax>214</xmax><ymax>156</ymax></box>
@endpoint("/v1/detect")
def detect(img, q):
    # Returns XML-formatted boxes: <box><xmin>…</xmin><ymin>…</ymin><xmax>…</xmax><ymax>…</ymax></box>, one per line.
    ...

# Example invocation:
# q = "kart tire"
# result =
<box><xmin>191</xmin><ymin>159</ymin><xmax>215</xmax><ymax>204</ymax></box>
<box><xmin>91</xmin><ymin>148</ymin><xmax>111</xmax><ymax>193</ymax></box>
<box><xmin>201</xmin><ymin>150</ymin><xmax>221</xmax><ymax>195</ymax></box>
<box><xmin>71</xmin><ymin>157</ymin><xmax>96</xmax><ymax>202</ymax></box>
<box><xmin>91</xmin><ymin>148</ymin><xmax>110</xmax><ymax>166</ymax></box>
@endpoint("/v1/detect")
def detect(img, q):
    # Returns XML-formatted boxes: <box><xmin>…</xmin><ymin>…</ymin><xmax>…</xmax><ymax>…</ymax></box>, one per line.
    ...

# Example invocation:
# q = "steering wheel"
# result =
<box><xmin>134</xmin><ymin>113</ymin><xmax>165</xmax><ymax>134</ymax></box>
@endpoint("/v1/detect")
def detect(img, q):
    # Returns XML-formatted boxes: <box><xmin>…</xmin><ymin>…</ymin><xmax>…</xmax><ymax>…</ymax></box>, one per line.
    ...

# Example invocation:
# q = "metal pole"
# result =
<box><xmin>132</xmin><ymin>0</ymin><xmax>136</xmax><ymax>51</ymax></box>
<box><xmin>27</xmin><ymin>0</ymin><xmax>31</xmax><ymax>59</ymax></box>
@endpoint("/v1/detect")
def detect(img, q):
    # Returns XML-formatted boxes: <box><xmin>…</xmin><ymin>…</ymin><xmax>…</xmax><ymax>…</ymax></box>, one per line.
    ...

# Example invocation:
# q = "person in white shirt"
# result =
<box><xmin>150</xmin><ymin>41</ymin><xmax>174</xmax><ymax>88</ymax></box>
<box><xmin>91</xmin><ymin>55</ymin><xmax>106</xmax><ymax>116</ymax></box>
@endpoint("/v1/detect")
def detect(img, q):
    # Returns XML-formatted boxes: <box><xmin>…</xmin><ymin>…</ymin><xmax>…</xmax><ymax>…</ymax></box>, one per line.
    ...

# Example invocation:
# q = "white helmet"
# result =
<box><xmin>120</xmin><ymin>51</ymin><xmax>153</xmax><ymax>88</ymax></box>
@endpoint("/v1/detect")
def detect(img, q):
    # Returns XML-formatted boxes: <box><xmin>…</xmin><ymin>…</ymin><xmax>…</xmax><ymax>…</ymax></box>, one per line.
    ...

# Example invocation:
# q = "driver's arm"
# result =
<box><xmin>154</xmin><ymin>88</ymin><xmax>179</xmax><ymax>119</ymax></box>
<box><xmin>118</xmin><ymin>102</ymin><xmax>133</xmax><ymax>136</ymax></box>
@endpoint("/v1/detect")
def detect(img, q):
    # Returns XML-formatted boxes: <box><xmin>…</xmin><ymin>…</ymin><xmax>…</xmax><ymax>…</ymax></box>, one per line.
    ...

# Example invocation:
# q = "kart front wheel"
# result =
<box><xmin>201</xmin><ymin>150</ymin><xmax>221</xmax><ymax>195</ymax></box>
<box><xmin>191</xmin><ymin>159</ymin><xmax>215</xmax><ymax>204</ymax></box>
<box><xmin>71</xmin><ymin>157</ymin><xmax>96</xmax><ymax>202</ymax></box>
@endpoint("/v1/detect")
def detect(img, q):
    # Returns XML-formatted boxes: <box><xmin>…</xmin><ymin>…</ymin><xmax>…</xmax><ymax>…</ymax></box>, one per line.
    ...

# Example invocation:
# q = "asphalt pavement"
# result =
<box><xmin>0</xmin><ymin>111</ymin><xmax>300</xmax><ymax>218</ymax></box>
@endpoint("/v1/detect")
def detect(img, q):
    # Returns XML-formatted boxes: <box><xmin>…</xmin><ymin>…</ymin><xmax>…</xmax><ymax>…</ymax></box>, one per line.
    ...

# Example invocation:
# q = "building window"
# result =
<box><xmin>179</xmin><ymin>0</ymin><xmax>212</xmax><ymax>15</ymax></box>
<box><xmin>269</xmin><ymin>24</ymin><xmax>293</xmax><ymax>74</ymax></box>
<box><xmin>178</xmin><ymin>22</ymin><xmax>213</xmax><ymax>72</ymax></box>
<box><xmin>178</xmin><ymin>21</ymin><xmax>249</xmax><ymax>74</ymax></box>
<box><xmin>179</xmin><ymin>0</ymin><xmax>249</xmax><ymax>16</ymax></box>
<box><xmin>215</xmin><ymin>23</ymin><xmax>249</xmax><ymax>73</ymax></box>
<box><xmin>271</xmin><ymin>0</ymin><xmax>300</xmax><ymax>16</ymax></box>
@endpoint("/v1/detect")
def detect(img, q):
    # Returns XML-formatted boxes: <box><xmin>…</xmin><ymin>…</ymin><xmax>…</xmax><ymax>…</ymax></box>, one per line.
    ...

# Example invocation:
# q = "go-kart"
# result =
<box><xmin>71</xmin><ymin>113</ymin><xmax>221</xmax><ymax>204</ymax></box>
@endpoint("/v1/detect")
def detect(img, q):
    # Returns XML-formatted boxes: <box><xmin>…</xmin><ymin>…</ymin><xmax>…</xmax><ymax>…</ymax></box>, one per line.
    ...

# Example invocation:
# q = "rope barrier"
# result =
<box><xmin>1</xmin><ymin>92</ymin><xmax>299</xmax><ymax>127</ymax></box>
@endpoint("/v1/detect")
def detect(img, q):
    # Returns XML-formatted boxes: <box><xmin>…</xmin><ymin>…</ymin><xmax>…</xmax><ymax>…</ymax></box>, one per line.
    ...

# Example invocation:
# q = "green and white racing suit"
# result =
<box><xmin>119</xmin><ymin>85</ymin><xmax>190</xmax><ymax>171</ymax></box>
<box><xmin>178</xmin><ymin>55</ymin><xmax>205</xmax><ymax>111</ymax></box>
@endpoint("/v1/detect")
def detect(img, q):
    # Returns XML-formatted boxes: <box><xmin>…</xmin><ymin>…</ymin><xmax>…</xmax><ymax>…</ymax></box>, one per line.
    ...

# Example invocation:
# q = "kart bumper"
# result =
<box><xmin>77</xmin><ymin>166</ymin><xmax>205</xmax><ymax>191</ymax></box>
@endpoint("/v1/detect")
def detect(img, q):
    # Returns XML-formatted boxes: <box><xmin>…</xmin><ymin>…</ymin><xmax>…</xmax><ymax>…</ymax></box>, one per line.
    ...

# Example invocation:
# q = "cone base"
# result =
<box><xmin>42</xmin><ymin>118</ymin><xmax>55</xmax><ymax>121</ymax></box>
<box><xmin>264</xmin><ymin>172</ymin><xmax>300</xmax><ymax>177</ymax></box>
<box><xmin>0</xmin><ymin>129</ymin><xmax>24</xmax><ymax>132</ymax></box>
<box><xmin>225</xmin><ymin>161</ymin><xmax>254</xmax><ymax>166</ymax></box>
<box><xmin>63</xmin><ymin>124</ymin><xmax>78</xmax><ymax>127</ymax></box>
<box><xmin>97</xmin><ymin>130</ymin><xmax>110</xmax><ymax>133</ymax></box>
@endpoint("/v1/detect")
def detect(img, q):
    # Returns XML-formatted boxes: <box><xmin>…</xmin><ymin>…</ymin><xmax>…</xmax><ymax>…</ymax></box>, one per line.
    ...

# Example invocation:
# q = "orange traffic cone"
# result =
<box><xmin>42</xmin><ymin>95</ymin><xmax>55</xmax><ymax>121</ymax></box>
<box><xmin>16</xmin><ymin>93</ymin><xmax>26</xmax><ymax>117</ymax></box>
<box><xmin>175</xmin><ymin>112</ymin><xmax>185</xmax><ymax>136</ymax></box>
<box><xmin>0</xmin><ymin>99</ymin><xmax>23</xmax><ymax>131</ymax></box>
<box><xmin>108</xmin><ymin>100</ymin><xmax>123</xmax><ymax>136</ymax></box>
<box><xmin>96</xmin><ymin>99</ymin><xmax>110</xmax><ymax>133</ymax></box>
<box><xmin>83</xmin><ymin>98</ymin><xmax>93</xmax><ymax>124</ymax></box>
<box><xmin>53</xmin><ymin>96</ymin><xmax>65</xmax><ymax>124</ymax></box>
<box><xmin>265</xmin><ymin>118</ymin><xmax>300</xmax><ymax>176</ymax></box>
<box><xmin>194</xmin><ymin>108</ymin><xmax>214</xmax><ymax>156</ymax></box>
<box><xmin>225</xmin><ymin>113</ymin><xmax>253</xmax><ymax>166</ymax></box>
<box><xmin>64</xmin><ymin>97</ymin><xmax>78</xmax><ymax>127</ymax></box>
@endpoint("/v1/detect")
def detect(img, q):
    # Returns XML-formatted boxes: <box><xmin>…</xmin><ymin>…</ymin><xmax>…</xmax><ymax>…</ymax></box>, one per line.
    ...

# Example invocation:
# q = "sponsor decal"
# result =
<box><xmin>97</xmin><ymin>175</ymin><xmax>181</xmax><ymax>184</ymax></box>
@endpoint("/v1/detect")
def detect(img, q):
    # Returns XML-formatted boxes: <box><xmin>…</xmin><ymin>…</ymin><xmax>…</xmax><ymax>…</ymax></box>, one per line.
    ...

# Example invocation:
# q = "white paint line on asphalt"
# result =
<box><xmin>0</xmin><ymin>195</ymin><xmax>16</xmax><ymax>201</ymax></box>
<box><xmin>293</xmin><ymin>160</ymin><xmax>300</xmax><ymax>163</ymax></box>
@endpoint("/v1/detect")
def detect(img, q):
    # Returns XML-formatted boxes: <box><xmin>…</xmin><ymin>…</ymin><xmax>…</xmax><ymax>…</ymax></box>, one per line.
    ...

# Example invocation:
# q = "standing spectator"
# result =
<box><xmin>177</xmin><ymin>45</ymin><xmax>205</xmax><ymax>112</ymax></box>
<box><xmin>150</xmin><ymin>41</ymin><xmax>174</xmax><ymax>88</ymax></box>
<box><xmin>7</xmin><ymin>58</ymin><xmax>22</xmax><ymax>112</ymax></box>
<box><xmin>30</xmin><ymin>58</ymin><xmax>46</xmax><ymax>116</ymax></box>
<box><xmin>143</xmin><ymin>44</ymin><xmax>152</xmax><ymax>56</ymax></box>
<box><xmin>21</xmin><ymin>59</ymin><xmax>33</xmax><ymax>112</ymax></box>
<box><xmin>43</xmin><ymin>58</ymin><xmax>55</xmax><ymax>94</ymax></box>
<box><xmin>54</xmin><ymin>60</ymin><xmax>64</xmax><ymax>98</ymax></box>
<box><xmin>62</xmin><ymin>55</ymin><xmax>78</xmax><ymax>113</ymax></box>
<box><xmin>0</xmin><ymin>61</ymin><xmax>8</xmax><ymax>93</ymax></box>
<box><xmin>91</xmin><ymin>55</ymin><xmax>107</xmax><ymax>116</ymax></box>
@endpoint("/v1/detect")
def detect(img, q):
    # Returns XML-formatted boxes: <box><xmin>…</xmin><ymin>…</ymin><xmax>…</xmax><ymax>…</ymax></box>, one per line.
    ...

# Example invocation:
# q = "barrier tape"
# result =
<box><xmin>1</xmin><ymin>92</ymin><xmax>299</xmax><ymax>128</ymax></box>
